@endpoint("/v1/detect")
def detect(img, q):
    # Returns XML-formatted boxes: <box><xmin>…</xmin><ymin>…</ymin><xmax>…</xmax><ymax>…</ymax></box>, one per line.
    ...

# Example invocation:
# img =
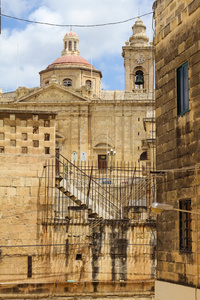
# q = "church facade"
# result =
<box><xmin>0</xmin><ymin>18</ymin><xmax>155</xmax><ymax>169</ymax></box>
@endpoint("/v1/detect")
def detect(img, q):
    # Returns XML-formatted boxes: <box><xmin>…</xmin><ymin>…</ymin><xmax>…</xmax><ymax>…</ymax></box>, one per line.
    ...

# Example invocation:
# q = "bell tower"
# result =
<box><xmin>122</xmin><ymin>18</ymin><xmax>154</xmax><ymax>95</ymax></box>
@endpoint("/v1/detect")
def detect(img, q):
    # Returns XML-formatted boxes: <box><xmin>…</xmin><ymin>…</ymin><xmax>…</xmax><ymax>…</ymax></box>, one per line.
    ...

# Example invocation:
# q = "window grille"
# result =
<box><xmin>179</xmin><ymin>199</ymin><xmax>192</xmax><ymax>252</ymax></box>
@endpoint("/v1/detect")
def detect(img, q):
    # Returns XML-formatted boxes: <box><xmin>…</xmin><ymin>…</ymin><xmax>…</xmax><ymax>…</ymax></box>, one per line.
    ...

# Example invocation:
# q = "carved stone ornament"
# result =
<box><xmin>135</xmin><ymin>54</ymin><xmax>145</xmax><ymax>64</ymax></box>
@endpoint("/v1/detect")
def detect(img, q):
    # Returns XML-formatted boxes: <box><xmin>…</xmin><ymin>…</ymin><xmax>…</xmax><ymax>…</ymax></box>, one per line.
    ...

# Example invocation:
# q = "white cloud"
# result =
<box><xmin>2</xmin><ymin>0</ymin><xmax>40</xmax><ymax>17</ymax></box>
<box><xmin>0</xmin><ymin>0</ymin><xmax>154</xmax><ymax>92</ymax></box>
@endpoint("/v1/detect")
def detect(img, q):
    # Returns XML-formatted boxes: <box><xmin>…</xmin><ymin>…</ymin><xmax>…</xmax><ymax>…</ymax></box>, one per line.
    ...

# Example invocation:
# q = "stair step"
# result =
<box><xmin>89</xmin><ymin>212</ymin><xmax>98</xmax><ymax>218</ymax></box>
<box><xmin>88</xmin><ymin>208</ymin><xmax>93</xmax><ymax>214</ymax></box>
<box><xmin>75</xmin><ymin>199</ymin><xmax>82</xmax><ymax>206</ymax></box>
<box><xmin>64</xmin><ymin>191</ymin><xmax>71</xmax><ymax>197</ymax></box>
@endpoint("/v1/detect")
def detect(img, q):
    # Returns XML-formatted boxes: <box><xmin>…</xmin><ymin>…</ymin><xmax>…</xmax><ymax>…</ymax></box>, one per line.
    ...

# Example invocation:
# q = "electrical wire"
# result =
<box><xmin>0</xmin><ymin>12</ymin><xmax>153</xmax><ymax>28</ymax></box>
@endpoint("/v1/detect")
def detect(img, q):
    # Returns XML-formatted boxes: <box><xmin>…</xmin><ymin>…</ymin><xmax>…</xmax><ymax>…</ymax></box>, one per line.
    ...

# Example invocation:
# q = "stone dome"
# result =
<box><xmin>47</xmin><ymin>55</ymin><xmax>91</xmax><ymax>68</ymax></box>
<box><xmin>64</xmin><ymin>30</ymin><xmax>78</xmax><ymax>37</ymax></box>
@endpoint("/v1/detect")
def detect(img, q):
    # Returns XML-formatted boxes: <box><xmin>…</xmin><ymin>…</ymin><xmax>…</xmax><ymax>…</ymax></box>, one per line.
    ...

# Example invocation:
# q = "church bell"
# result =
<box><xmin>135</xmin><ymin>74</ymin><xmax>144</xmax><ymax>85</ymax></box>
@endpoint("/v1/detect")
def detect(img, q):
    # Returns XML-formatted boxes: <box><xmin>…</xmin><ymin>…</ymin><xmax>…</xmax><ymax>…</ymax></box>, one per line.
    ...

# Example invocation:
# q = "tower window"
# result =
<box><xmin>74</xmin><ymin>41</ymin><xmax>77</xmax><ymax>51</ymax></box>
<box><xmin>135</xmin><ymin>70</ymin><xmax>144</xmax><ymax>89</ymax></box>
<box><xmin>65</xmin><ymin>41</ymin><xmax>67</xmax><ymax>50</ymax></box>
<box><xmin>86</xmin><ymin>80</ymin><xmax>92</xmax><ymax>88</ymax></box>
<box><xmin>69</xmin><ymin>41</ymin><xmax>72</xmax><ymax>51</ymax></box>
<box><xmin>63</xmin><ymin>78</ymin><xmax>72</xmax><ymax>87</ymax></box>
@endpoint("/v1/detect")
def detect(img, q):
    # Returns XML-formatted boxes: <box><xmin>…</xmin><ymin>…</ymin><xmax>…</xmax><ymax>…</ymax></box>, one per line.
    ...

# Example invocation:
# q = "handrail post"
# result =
<box><xmin>87</xmin><ymin>166</ymin><xmax>93</xmax><ymax>207</ymax></box>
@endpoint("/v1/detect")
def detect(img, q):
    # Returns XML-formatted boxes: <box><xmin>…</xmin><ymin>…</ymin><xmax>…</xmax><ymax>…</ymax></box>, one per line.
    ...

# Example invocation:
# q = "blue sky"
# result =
<box><xmin>0</xmin><ymin>0</ymin><xmax>154</xmax><ymax>92</ymax></box>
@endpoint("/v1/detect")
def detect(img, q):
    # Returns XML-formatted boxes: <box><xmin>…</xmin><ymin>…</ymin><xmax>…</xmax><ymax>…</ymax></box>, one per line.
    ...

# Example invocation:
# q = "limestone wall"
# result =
<box><xmin>0</xmin><ymin>111</ymin><xmax>56</xmax><ymax>283</ymax></box>
<box><xmin>153</xmin><ymin>0</ymin><xmax>200</xmax><ymax>289</ymax></box>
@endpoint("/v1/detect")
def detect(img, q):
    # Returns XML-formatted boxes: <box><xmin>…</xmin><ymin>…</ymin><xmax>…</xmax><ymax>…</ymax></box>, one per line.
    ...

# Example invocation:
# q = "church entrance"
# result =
<box><xmin>98</xmin><ymin>155</ymin><xmax>107</xmax><ymax>170</ymax></box>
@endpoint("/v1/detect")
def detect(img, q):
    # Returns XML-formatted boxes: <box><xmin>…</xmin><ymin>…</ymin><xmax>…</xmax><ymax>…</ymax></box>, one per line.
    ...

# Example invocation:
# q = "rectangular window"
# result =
<box><xmin>33</xmin><ymin>140</ymin><xmax>39</xmax><ymax>147</ymax></box>
<box><xmin>177</xmin><ymin>62</ymin><xmax>189</xmax><ymax>115</ymax></box>
<box><xmin>44</xmin><ymin>133</ymin><xmax>50</xmax><ymax>141</ymax></box>
<box><xmin>22</xmin><ymin>147</ymin><xmax>28</xmax><ymax>154</ymax></box>
<box><xmin>27</xmin><ymin>256</ymin><xmax>32</xmax><ymax>278</ymax></box>
<box><xmin>22</xmin><ymin>133</ymin><xmax>27</xmax><ymax>141</ymax></box>
<box><xmin>179</xmin><ymin>199</ymin><xmax>192</xmax><ymax>252</ymax></box>
<box><xmin>0</xmin><ymin>146</ymin><xmax>4</xmax><ymax>153</ymax></box>
<box><xmin>33</xmin><ymin>126</ymin><xmax>39</xmax><ymax>134</ymax></box>
<box><xmin>44</xmin><ymin>147</ymin><xmax>50</xmax><ymax>154</ymax></box>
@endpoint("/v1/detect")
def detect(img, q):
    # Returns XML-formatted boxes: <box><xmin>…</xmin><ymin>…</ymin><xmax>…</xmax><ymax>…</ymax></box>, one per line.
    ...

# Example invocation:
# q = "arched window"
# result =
<box><xmin>65</xmin><ymin>41</ymin><xmax>67</xmax><ymax>50</ymax></box>
<box><xmin>140</xmin><ymin>151</ymin><xmax>147</xmax><ymax>161</ymax></box>
<box><xmin>86</xmin><ymin>80</ymin><xmax>92</xmax><ymax>88</ymax></box>
<box><xmin>63</xmin><ymin>78</ymin><xmax>72</xmax><ymax>87</ymax></box>
<box><xmin>74</xmin><ymin>41</ymin><xmax>77</xmax><ymax>51</ymax></box>
<box><xmin>69</xmin><ymin>41</ymin><xmax>72</xmax><ymax>51</ymax></box>
<box><xmin>135</xmin><ymin>70</ymin><xmax>144</xmax><ymax>89</ymax></box>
